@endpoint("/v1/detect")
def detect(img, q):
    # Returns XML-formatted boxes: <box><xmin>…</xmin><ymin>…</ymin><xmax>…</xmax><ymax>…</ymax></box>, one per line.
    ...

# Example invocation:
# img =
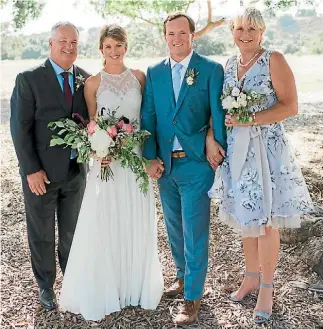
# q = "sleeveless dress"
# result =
<box><xmin>208</xmin><ymin>50</ymin><xmax>313</xmax><ymax>238</ymax></box>
<box><xmin>59</xmin><ymin>69</ymin><xmax>164</xmax><ymax>321</ymax></box>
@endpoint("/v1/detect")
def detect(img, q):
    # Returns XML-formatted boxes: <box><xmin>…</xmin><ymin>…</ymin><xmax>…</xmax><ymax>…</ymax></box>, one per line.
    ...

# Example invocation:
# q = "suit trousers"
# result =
<box><xmin>158</xmin><ymin>157</ymin><xmax>215</xmax><ymax>300</ymax></box>
<box><xmin>21</xmin><ymin>160</ymin><xmax>86</xmax><ymax>289</ymax></box>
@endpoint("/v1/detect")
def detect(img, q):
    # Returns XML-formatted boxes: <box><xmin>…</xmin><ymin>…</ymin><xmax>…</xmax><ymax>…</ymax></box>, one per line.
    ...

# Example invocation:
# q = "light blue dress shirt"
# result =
<box><xmin>169</xmin><ymin>51</ymin><xmax>193</xmax><ymax>151</ymax></box>
<box><xmin>49</xmin><ymin>58</ymin><xmax>74</xmax><ymax>94</ymax></box>
<box><xmin>49</xmin><ymin>58</ymin><xmax>76</xmax><ymax>159</ymax></box>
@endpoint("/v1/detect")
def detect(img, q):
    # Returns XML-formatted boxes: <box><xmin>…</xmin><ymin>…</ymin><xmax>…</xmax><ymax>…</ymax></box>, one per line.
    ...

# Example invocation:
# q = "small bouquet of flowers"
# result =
<box><xmin>48</xmin><ymin>108</ymin><xmax>151</xmax><ymax>194</ymax></box>
<box><xmin>221</xmin><ymin>86</ymin><xmax>265</xmax><ymax>129</ymax></box>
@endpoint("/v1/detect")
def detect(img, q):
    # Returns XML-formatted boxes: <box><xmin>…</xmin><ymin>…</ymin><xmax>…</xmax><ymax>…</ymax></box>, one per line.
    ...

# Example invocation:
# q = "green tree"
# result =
<box><xmin>90</xmin><ymin>0</ymin><xmax>225</xmax><ymax>39</ymax></box>
<box><xmin>1</xmin><ymin>0</ymin><xmax>44</xmax><ymax>29</ymax></box>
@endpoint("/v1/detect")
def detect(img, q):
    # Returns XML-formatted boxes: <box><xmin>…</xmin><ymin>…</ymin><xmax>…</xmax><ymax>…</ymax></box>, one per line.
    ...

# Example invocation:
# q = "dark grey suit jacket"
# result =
<box><xmin>10</xmin><ymin>59</ymin><xmax>90</xmax><ymax>182</ymax></box>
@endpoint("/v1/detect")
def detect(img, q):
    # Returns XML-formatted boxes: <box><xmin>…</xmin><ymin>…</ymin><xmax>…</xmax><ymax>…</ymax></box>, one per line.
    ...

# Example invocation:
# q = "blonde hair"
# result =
<box><xmin>99</xmin><ymin>24</ymin><xmax>128</xmax><ymax>50</ymax></box>
<box><xmin>229</xmin><ymin>7</ymin><xmax>266</xmax><ymax>33</ymax></box>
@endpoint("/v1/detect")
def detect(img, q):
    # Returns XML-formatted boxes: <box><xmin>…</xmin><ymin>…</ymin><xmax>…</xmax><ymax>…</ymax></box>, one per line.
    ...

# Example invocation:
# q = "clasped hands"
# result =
<box><xmin>145</xmin><ymin>158</ymin><xmax>164</xmax><ymax>179</ymax></box>
<box><xmin>206</xmin><ymin>138</ymin><xmax>226</xmax><ymax>171</ymax></box>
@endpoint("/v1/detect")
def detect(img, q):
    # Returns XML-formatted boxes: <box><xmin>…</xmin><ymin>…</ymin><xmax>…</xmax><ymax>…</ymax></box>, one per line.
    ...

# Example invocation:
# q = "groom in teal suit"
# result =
<box><xmin>141</xmin><ymin>13</ymin><xmax>226</xmax><ymax>325</ymax></box>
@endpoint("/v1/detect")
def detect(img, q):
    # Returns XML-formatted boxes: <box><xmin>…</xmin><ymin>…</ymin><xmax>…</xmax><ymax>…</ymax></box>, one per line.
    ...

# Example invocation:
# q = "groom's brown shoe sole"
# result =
<box><xmin>164</xmin><ymin>278</ymin><xmax>184</xmax><ymax>296</ymax></box>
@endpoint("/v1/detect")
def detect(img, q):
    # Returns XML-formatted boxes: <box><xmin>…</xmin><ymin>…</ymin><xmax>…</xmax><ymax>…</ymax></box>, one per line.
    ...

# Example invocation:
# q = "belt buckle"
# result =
<box><xmin>172</xmin><ymin>151</ymin><xmax>186</xmax><ymax>158</ymax></box>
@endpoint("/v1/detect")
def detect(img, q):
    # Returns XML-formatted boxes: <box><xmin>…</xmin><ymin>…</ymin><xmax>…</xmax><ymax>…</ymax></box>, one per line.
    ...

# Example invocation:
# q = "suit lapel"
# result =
<box><xmin>43</xmin><ymin>59</ymin><xmax>71</xmax><ymax>115</ymax></box>
<box><xmin>173</xmin><ymin>51</ymin><xmax>201</xmax><ymax>118</ymax></box>
<box><xmin>162</xmin><ymin>58</ymin><xmax>176</xmax><ymax>110</ymax></box>
<box><xmin>72</xmin><ymin>66</ymin><xmax>82</xmax><ymax>114</ymax></box>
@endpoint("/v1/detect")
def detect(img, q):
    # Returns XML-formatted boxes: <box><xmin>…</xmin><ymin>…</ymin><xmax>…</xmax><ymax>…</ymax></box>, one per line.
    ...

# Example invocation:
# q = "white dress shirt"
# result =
<box><xmin>169</xmin><ymin>50</ymin><xmax>194</xmax><ymax>151</ymax></box>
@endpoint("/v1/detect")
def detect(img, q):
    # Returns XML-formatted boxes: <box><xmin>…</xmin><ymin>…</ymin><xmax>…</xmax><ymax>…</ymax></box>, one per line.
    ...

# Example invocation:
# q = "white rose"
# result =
<box><xmin>231</xmin><ymin>100</ymin><xmax>239</xmax><ymax>108</ymax></box>
<box><xmin>239</xmin><ymin>93</ymin><xmax>247</xmax><ymax>100</ymax></box>
<box><xmin>222</xmin><ymin>96</ymin><xmax>235</xmax><ymax>109</ymax></box>
<box><xmin>231</xmin><ymin>87</ymin><xmax>240</xmax><ymax>97</ymax></box>
<box><xmin>240</xmin><ymin>100</ymin><xmax>247</xmax><ymax>107</ymax></box>
<box><xmin>186</xmin><ymin>76</ymin><xmax>194</xmax><ymax>85</ymax></box>
<box><xmin>90</xmin><ymin>128</ymin><xmax>114</xmax><ymax>158</ymax></box>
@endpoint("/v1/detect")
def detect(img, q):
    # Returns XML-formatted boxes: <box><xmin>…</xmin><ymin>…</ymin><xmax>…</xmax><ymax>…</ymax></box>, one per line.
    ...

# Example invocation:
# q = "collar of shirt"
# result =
<box><xmin>169</xmin><ymin>50</ymin><xmax>193</xmax><ymax>70</ymax></box>
<box><xmin>49</xmin><ymin>58</ymin><xmax>74</xmax><ymax>77</ymax></box>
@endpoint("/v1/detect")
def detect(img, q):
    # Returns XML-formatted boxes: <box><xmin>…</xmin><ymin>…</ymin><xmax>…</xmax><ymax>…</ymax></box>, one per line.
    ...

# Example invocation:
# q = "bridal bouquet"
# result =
<box><xmin>48</xmin><ymin>108</ymin><xmax>151</xmax><ymax>194</ymax></box>
<box><xmin>221</xmin><ymin>86</ymin><xmax>265</xmax><ymax>129</ymax></box>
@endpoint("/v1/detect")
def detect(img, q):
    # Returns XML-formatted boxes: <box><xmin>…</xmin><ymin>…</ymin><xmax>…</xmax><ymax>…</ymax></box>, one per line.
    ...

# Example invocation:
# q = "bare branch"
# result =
<box><xmin>137</xmin><ymin>11</ymin><xmax>158</xmax><ymax>26</ymax></box>
<box><xmin>207</xmin><ymin>0</ymin><xmax>212</xmax><ymax>23</ymax></box>
<box><xmin>194</xmin><ymin>18</ymin><xmax>226</xmax><ymax>39</ymax></box>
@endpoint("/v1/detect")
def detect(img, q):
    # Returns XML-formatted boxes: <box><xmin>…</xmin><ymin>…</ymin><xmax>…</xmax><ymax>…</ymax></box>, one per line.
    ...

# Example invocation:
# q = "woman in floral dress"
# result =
<box><xmin>207</xmin><ymin>8</ymin><xmax>313</xmax><ymax>324</ymax></box>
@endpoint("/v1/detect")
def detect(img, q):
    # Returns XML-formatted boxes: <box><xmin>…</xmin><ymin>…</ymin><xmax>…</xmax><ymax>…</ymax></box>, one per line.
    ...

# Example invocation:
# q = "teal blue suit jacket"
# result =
<box><xmin>141</xmin><ymin>51</ymin><xmax>226</xmax><ymax>175</ymax></box>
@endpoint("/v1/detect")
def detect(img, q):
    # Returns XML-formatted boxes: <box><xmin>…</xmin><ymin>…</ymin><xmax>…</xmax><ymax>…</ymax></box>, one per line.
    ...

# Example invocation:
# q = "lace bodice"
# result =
<box><xmin>96</xmin><ymin>69</ymin><xmax>142</xmax><ymax>121</ymax></box>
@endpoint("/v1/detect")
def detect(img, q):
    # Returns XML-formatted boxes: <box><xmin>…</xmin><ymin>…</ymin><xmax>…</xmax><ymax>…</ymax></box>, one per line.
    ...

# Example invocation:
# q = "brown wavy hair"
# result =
<box><xmin>99</xmin><ymin>24</ymin><xmax>128</xmax><ymax>65</ymax></box>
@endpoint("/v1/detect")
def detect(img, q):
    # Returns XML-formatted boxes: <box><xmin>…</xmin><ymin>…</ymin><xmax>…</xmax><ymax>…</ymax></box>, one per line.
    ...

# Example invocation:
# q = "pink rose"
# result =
<box><xmin>87</xmin><ymin>121</ymin><xmax>97</xmax><ymax>135</ymax></box>
<box><xmin>123</xmin><ymin>123</ymin><xmax>134</xmax><ymax>134</ymax></box>
<box><xmin>107</xmin><ymin>125</ymin><xmax>118</xmax><ymax>137</ymax></box>
<box><xmin>116</xmin><ymin>120</ymin><xmax>125</xmax><ymax>129</ymax></box>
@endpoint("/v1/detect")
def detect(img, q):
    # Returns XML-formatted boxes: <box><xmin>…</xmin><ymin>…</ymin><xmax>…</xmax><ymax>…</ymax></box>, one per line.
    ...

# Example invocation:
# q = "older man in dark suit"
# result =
<box><xmin>10</xmin><ymin>22</ymin><xmax>90</xmax><ymax>310</ymax></box>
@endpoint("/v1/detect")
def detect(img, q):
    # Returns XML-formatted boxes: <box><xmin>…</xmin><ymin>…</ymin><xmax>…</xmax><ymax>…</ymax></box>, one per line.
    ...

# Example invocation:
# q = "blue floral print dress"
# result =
<box><xmin>208</xmin><ymin>50</ymin><xmax>313</xmax><ymax>237</ymax></box>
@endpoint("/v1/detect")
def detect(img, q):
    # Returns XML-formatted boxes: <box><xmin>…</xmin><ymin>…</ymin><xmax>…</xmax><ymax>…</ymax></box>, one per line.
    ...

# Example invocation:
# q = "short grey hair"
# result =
<box><xmin>229</xmin><ymin>7</ymin><xmax>266</xmax><ymax>33</ymax></box>
<box><xmin>51</xmin><ymin>21</ymin><xmax>79</xmax><ymax>37</ymax></box>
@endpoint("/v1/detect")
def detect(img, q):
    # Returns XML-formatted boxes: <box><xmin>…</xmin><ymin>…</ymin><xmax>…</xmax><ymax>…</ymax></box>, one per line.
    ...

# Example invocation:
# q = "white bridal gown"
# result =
<box><xmin>59</xmin><ymin>69</ymin><xmax>164</xmax><ymax>321</ymax></box>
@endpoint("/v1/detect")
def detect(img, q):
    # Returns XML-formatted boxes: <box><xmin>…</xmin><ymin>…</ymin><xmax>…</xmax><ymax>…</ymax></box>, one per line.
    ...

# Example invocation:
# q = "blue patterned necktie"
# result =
<box><xmin>173</xmin><ymin>63</ymin><xmax>183</xmax><ymax>102</ymax></box>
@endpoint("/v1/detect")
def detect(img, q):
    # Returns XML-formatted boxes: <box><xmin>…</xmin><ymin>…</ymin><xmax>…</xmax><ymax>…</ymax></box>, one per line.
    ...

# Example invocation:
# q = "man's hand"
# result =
<box><xmin>27</xmin><ymin>170</ymin><xmax>50</xmax><ymax>195</ymax></box>
<box><xmin>146</xmin><ymin>158</ymin><xmax>164</xmax><ymax>179</ymax></box>
<box><xmin>206</xmin><ymin>137</ymin><xmax>226</xmax><ymax>171</ymax></box>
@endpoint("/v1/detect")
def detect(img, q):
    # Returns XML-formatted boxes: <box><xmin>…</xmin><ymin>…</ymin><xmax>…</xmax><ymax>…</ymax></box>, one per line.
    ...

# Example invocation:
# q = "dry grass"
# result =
<box><xmin>1</xmin><ymin>57</ymin><xmax>323</xmax><ymax>329</ymax></box>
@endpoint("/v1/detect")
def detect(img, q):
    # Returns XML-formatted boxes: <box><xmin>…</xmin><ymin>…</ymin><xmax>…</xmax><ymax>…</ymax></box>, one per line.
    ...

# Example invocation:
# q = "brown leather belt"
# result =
<box><xmin>172</xmin><ymin>151</ymin><xmax>186</xmax><ymax>158</ymax></box>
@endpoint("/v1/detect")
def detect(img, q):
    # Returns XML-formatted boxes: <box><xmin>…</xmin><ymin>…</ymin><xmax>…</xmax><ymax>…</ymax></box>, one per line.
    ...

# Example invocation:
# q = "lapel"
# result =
<box><xmin>161</xmin><ymin>58</ymin><xmax>176</xmax><ymax>111</ymax></box>
<box><xmin>43</xmin><ymin>59</ymin><xmax>71</xmax><ymax>115</ymax></box>
<box><xmin>173</xmin><ymin>51</ymin><xmax>201</xmax><ymax>119</ymax></box>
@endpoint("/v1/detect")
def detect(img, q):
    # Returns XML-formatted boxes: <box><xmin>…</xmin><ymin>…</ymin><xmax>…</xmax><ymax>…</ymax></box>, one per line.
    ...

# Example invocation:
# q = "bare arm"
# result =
<box><xmin>132</xmin><ymin>69</ymin><xmax>146</xmax><ymax>93</ymax></box>
<box><xmin>84</xmin><ymin>74</ymin><xmax>100</xmax><ymax>120</ymax></box>
<box><xmin>254</xmin><ymin>51</ymin><xmax>297</xmax><ymax>124</ymax></box>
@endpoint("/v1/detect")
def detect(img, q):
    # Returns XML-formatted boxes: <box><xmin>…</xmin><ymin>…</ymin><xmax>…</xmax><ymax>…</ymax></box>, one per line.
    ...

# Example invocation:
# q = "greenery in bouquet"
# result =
<box><xmin>48</xmin><ymin>108</ymin><xmax>151</xmax><ymax>195</ymax></box>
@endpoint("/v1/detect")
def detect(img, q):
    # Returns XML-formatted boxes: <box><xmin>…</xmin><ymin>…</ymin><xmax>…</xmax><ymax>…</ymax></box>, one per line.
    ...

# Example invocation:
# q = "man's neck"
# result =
<box><xmin>170</xmin><ymin>50</ymin><xmax>193</xmax><ymax>63</ymax></box>
<box><xmin>50</xmin><ymin>57</ymin><xmax>73</xmax><ymax>71</ymax></box>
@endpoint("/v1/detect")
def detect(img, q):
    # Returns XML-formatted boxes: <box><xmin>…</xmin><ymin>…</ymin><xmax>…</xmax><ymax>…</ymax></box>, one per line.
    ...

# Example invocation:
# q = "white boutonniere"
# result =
<box><xmin>185</xmin><ymin>68</ymin><xmax>199</xmax><ymax>86</ymax></box>
<box><xmin>75</xmin><ymin>74</ymin><xmax>86</xmax><ymax>91</ymax></box>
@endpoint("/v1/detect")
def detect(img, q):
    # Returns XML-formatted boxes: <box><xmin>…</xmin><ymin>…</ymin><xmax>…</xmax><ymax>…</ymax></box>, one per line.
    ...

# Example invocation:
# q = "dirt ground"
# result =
<box><xmin>1</xmin><ymin>57</ymin><xmax>323</xmax><ymax>329</ymax></box>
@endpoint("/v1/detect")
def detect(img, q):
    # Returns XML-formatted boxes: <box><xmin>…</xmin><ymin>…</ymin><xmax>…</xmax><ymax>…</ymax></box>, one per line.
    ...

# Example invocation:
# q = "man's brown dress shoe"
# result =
<box><xmin>164</xmin><ymin>278</ymin><xmax>184</xmax><ymax>296</ymax></box>
<box><xmin>174</xmin><ymin>299</ymin><xmax>201</xmax><ymax>325</ymax></box>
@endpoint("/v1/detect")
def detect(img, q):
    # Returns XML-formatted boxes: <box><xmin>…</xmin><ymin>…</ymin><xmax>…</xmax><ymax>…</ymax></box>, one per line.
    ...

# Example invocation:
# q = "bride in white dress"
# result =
<box><xmin>59</xmin><ymin>24</ymin><xmax>164</xmax><ymax>321</ymax></box>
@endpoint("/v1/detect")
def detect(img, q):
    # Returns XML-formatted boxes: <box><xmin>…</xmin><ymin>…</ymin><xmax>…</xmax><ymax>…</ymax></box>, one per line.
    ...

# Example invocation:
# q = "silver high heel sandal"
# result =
<box><xmin>230</xmin><ymin>272</ymin><xmax>261</xmax><ymax>302</ymax></box>
<box><xmin>254</xmin><ymin>282</ymin><xmax>274</xmax><ymax>324</ymax></box>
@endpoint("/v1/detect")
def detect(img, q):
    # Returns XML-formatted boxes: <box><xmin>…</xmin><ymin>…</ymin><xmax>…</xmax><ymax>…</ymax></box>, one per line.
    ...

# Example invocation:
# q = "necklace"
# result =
<box><xmin>239</xmin><ymin>48</ymin><xmax>262</xmax><ymax>67</ymax></box>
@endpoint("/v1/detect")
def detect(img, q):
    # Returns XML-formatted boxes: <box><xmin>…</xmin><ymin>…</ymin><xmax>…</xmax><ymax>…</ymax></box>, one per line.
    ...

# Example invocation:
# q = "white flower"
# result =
<box><xmin>89</xmin><ymin>127</ymin><xmax>114</xmax><ymax>158</ymax></box>
<box><xmin>237</xmin><ymin>98</ymin><xmax>247</xmax><ymax>107</ymax></box>
<box><xmin>231</xmin><ymin>100</ymin><xmax>239</xmax><ymax>108</ymax></box>
<box><xmin>186</xmin><ymin>76</ymin><xmax>194</xmax><ymax>85</ymax></box>
<box><xmin>222</xmin><ymin>96</ymin><xmax>235</xmax><ymax>109</ymax></box>
<box><xmin>239</xmin><ymin>93</ymin><xmax>247</xmax><ymax>100</ymax></box>
<box><xmin>231</xmin><ymin>87</ymin><xmax>240</xmax><ymax>97</ymax></box>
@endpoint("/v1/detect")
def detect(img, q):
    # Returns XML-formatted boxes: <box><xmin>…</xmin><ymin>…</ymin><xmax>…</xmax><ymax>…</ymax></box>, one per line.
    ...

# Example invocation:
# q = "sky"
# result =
<box><xmin>1</xmin><ymin>0</ymin><xmax>322</xmax><ymax>35</ymax></box>
<box><xmin>0</xmin><ymin>0</ymin><xmax>249</xmax><ymax>35</ymax></box>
